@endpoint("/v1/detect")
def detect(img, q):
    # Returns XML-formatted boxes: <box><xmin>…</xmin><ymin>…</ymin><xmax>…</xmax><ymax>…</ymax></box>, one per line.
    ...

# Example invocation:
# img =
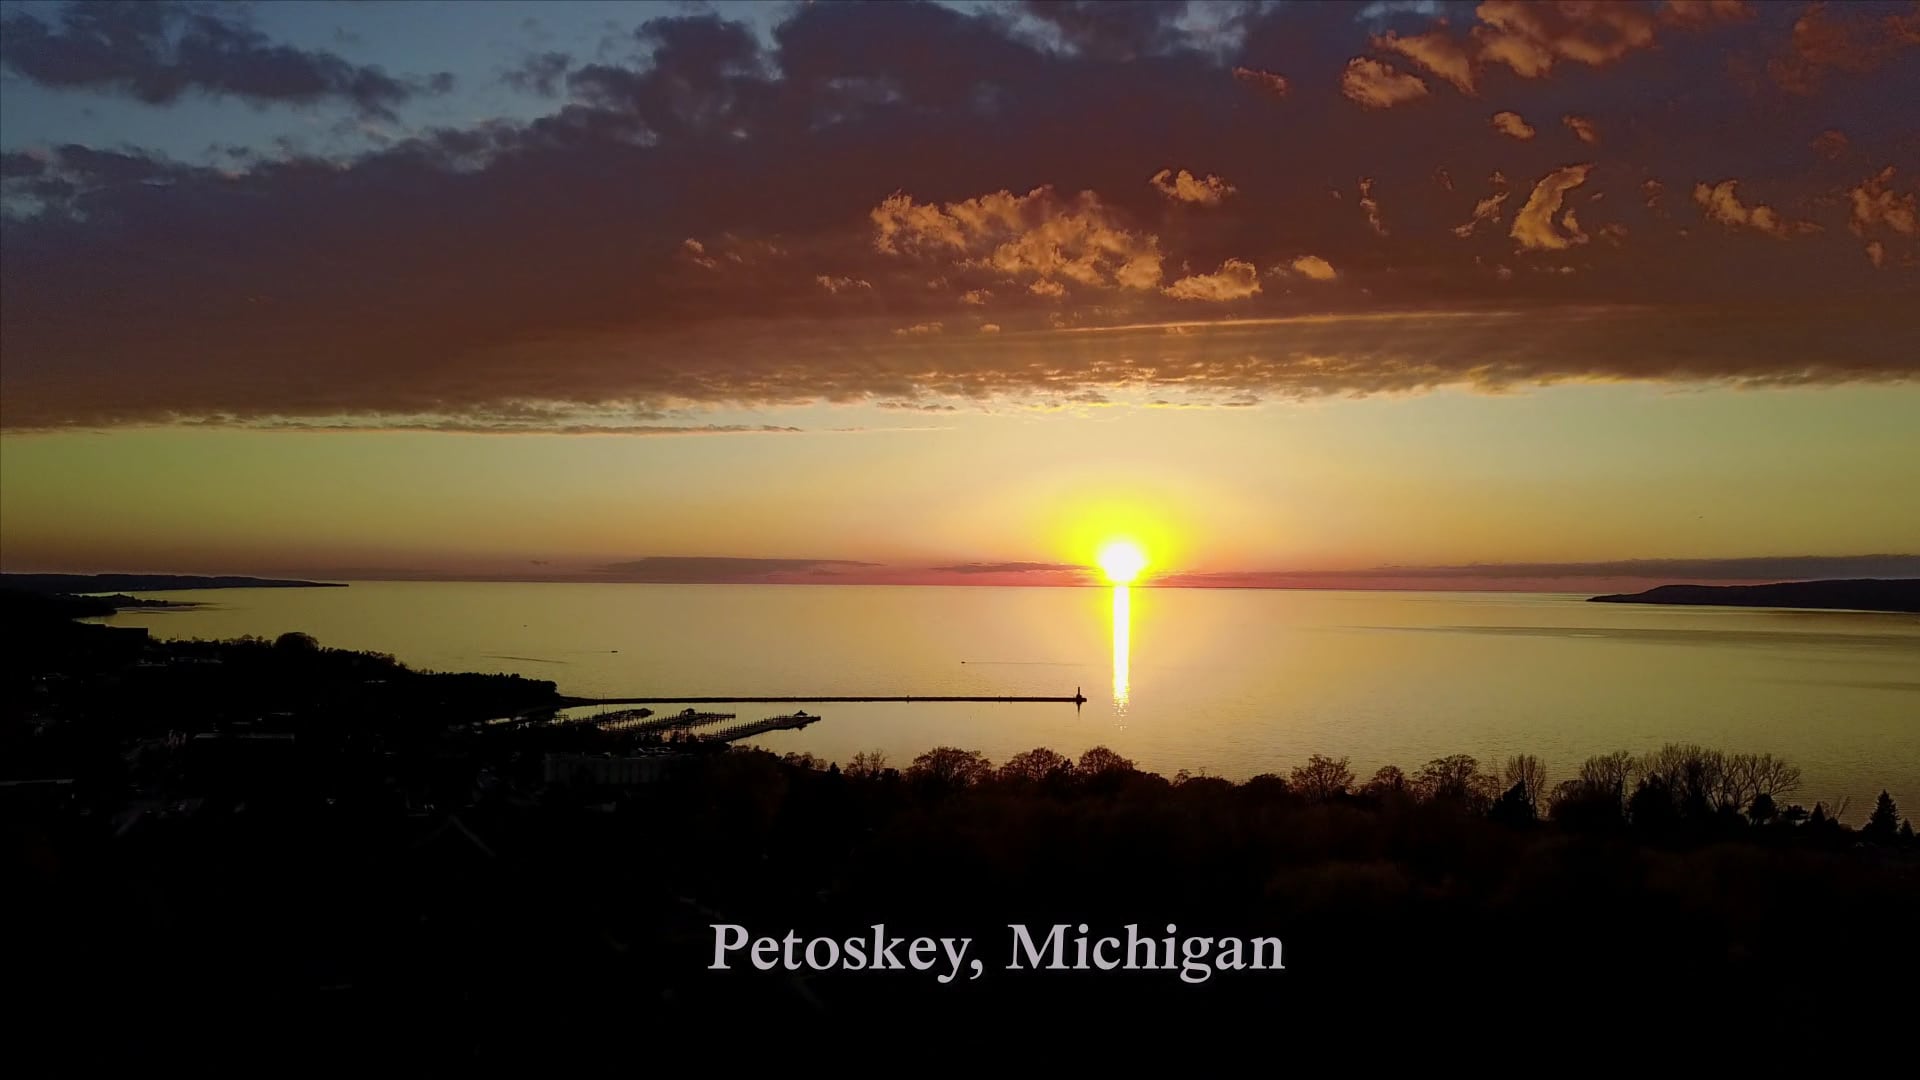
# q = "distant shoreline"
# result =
<box><xmin>1589</xmin><ymin>579</ymin><xmax>1920</xmax><ymax>614</ymax></box>
<box><xmin>0</xmin><ymin>573</ymin><xmax>346</xmax><ymax>594</ymax></box>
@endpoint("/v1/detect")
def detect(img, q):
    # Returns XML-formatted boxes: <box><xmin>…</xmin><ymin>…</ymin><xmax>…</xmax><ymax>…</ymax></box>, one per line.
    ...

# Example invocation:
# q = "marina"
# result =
<box><xmin>594</xmin><ymin>707</ymin><xmax>736</xmax><ymax>734</ymax></box>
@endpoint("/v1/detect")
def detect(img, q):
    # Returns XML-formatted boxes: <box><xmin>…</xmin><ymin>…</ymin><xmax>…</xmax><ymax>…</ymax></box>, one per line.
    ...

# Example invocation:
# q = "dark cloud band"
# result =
<box><xmin>2</xmin><ymin>2</ymin><xmax>1916</xmax><ymax>432</ymax></box>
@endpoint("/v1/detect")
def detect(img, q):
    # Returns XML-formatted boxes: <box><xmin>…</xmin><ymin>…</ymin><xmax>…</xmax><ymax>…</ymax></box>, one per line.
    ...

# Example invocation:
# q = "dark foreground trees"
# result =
<box><xmin>8</xmin><ymin>614</ymin><xmax>1917</xmax><ymax>1055</ymax></box>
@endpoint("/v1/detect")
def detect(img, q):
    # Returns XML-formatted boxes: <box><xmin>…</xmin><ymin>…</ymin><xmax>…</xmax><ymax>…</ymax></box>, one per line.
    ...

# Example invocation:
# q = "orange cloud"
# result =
<box><xmin>1374</xmin><ymin>28</ymin><xmax>1478</xmax><ymax>93</ymax></box>
<box><xmin>816</xmin><ymin>275</ymin><xmax>871</xmax><ymax>293</ymax></box>
<box><xmin>1287</xmin><ymin>255</ymin><xmax>1339</xmax><ymax>281</ymax></box>
<box><xmin>1359</xmin><ymin>177</ymin><xmax>1387</xmax><ymax>236</ymax></box>
<box><xmin>1563</xmin><ymin>114</ymin><xmax>1600</xmax><ymax>145</ymax></box>
<box><xmin>1849</xmin><ymin>166</ymin><xmax>1917</xmax><ymax>267</ymax></box>
<box><xmin>681</xmin><ymin>238</ymin><xmax>719</xmax><ymax>270</ymax></box>
<box><xmin>1149</xmin><ymin>168</ymin><xmax>1236</xmax><ymax>206</ymax></box>
<box><xmin>1812</xmin><ymin>129</ymin><xmax>1850</xmax><ymax>160</ymax></box>
<box><xmin>1231</xmin><ymin>66</ymin><xmax>1289</xmax><ymax>96</ymax></box>
<box><xmin>1453</xmin><ymin>191</ymin><xmax>1510</xmax><ymax>238</ymax></box>
<box><xmin>960</xmin><ymin>288</ymin><xmax>992</xmax><ymax>305</ymax></box>
<box><xmin>1344</xmin><ymin>1</ymin><xmax>1752</xmax><ymax>111</ymax></box>
<box><xmin>1693</xmin><ymin>180</ymin><xmax>1815</xmax><ymax>237</ymax></box>
<box><xmin>872</xmin><ymin>187</ymin><xmax>1163</xmax><ymax>291</ymax></box>
<box><xmin>1163</xmin><ymin>258</ymin><xmax>1262</xmax><ymax>301</ymax></box>
<box><xmin>1474</xmin><ymin>0</ymin><xmax>1657</xmax><ymax>78</ymax></box>
<box><xmin>1491</xmin><ymin>110</ymin><xmax>1536</xmax><ymax>140</ymax></box>
<box><xmin>1511</xmin><ymin>164</ymin><xmax>1594</xmax><ymax>251</ymax></box>
<box><xmin>893</xmin><ymin>321</ymin><xmax>943</xmax><ymax>336</ymax></box>
<box><xmin>1340</xmin><ymin>57</ymin><xmax>1429</xmax><ymax>108</ymax></box>
<box><xmin>1661</xmin><ymin>1</ymin><xmax>1752</xmax><ymax>26</ymax></box>
<box><xmin>1848</xmin><ymin>167</ymin><xmax>1917</xmax><ymax>237</ymax></box>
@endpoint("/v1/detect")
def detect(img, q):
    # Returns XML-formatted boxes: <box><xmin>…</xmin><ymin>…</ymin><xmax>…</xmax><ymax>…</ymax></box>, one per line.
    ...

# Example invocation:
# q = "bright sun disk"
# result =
<box><xmin>1097</xmin><ymin>540</ymin><xmax>1148</xmax><ymax>584</ymax></box>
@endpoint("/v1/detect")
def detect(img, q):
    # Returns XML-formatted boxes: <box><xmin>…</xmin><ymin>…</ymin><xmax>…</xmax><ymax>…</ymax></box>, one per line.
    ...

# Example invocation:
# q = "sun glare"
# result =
<box><xmin>1097</xmin><ymin>540</ymin><xmax>1148</xmax><ymax>585</ymax></box>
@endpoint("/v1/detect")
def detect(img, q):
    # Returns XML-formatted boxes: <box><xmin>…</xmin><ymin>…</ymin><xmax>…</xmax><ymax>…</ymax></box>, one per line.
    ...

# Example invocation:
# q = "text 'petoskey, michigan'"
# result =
<box><xmin>710</xmin><ymin>923</ymin><xmax>1284</xmax><ymax>984</ymax></box>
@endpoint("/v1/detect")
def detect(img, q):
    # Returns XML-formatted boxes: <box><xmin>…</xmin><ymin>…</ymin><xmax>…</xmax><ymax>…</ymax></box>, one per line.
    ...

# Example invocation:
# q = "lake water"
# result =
<box><xmin>96</xmin><ymin>582</ymin><xmax>1920</xmax><ymax>814</ymax></box>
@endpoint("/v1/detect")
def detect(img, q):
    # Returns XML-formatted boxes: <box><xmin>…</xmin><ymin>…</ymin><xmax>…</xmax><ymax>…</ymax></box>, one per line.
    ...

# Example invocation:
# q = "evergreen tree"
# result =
<box><xmin>1864</xmin><ymin>791</ymin><xmax>1901</xmax><ymax>842</ymax></box>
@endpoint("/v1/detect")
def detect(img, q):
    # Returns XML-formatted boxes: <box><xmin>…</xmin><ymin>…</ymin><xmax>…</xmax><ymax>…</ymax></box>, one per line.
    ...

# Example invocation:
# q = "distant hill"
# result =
<box><xmin>1589</xmin><ymin>579</ymin><xmax>1920</xmax><ymax>613</ymax></box>
<box><xmin>1</xmin><ymin>573</ymin><xmax>344</xmax><ymax>594</ymax></box>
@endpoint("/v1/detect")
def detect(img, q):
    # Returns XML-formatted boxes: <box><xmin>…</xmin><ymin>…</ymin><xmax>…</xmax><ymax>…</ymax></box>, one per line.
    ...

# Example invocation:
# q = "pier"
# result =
<box><xmin>596</xmin><ymin>707</ymin><xmax>735</xmax><ymax>734</ymax></box>
<box><xmin>701</xmin><ymin>712</ymin><xmax>824</xmax><ymax>743</ymax></box>
<box><xmin>557</xmin><ymin>688</ymin><xmax>1089</xmax><ymax>708</ymax></box>
<box><xmin>500</xmin><ymin>689</ymin><xmax>1087</xmax><ymax>724</ymax></box>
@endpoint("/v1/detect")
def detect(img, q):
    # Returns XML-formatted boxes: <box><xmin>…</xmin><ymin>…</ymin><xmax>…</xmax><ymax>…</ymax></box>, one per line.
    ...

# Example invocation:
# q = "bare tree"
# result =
<box><xmin>1577</xmin><ymin>751</ymin><xmax>1638</xmax><ymax>808</ymax></box>
<box><xmin>1289</xmin><ymin>754</ymin><xmax>1354</xmax><ymax>801</ymax></box>
<box><xmin>844</xmin><ymin>749</ymin><xmax>890</xmax><ymax>778</ymax></box>
<box><xmin>1639</xmin><ymin>743</ymin><xmax>1729</xmax><ymax>813</ymax></box>
<box><xmin>1746</xmin><ymin>753</ymin><xmax>1802</xmax><ymax>802</ymax></box>
<box><xmin>1501</xmin><ymin>755</ymin><xmax>1548</xmax><ymax>806</ymax></box>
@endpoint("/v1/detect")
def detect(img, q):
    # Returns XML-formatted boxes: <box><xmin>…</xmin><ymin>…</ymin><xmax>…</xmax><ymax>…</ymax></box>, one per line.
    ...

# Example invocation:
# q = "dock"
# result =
<box><xmin>597</xmin><ymin>707</ymin><xmax>735</xmax><ymax>734</ymax></box>
<box><xmin>558</xmin><ymin>689</ymin><xmax>1088</xmax><ymax>708</ymax></box>
<box><xmin>702</xmin><ymin>712</ymin><xmax>823</xmax><ymax>743</ymax></box>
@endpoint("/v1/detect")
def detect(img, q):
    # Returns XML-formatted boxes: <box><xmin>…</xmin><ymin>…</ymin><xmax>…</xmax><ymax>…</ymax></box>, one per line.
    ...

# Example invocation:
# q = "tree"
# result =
<box><xmin>1639</xmin><ymin>744</ymin><xmax>1728</xmax><ymax>817</ymax></box>
<box><xmin>1744</xmin><ymin>754</ymin><xmax>1802</xmax><ymax>803</ymax></box>
<box><xmin>1723</xmin><ymin>753</ymin><xmax>1799</xmax><ymax>811</ymax></box>
<box><xmin>1747</xmin><ymin>791</ymin><xmax>1778</xmax><ymax>826</ymax></box>
<box><xmin>844</xmin><ymin>750</ymin><xmax>890</xmax><ymax>779</ymax></box>
<box><xmin>1242</xmin><ymin>773</ymin><xmax>1291</xmax><ymax>801</ymax></box>
<box><xmin>998</xmin><ymin>748</ymin><xmax>1074</xmax><ymax>784</ymax></box>
<box><xmin>1489</xmin><ymin>781</ymin><xmax>1537</xmax><ymax>827</ymax></box>
<box><xmin>1289</xmin><ymin>754</ymin><xmax>1353</xmax><ymax>800</ymax></box>
<box><xmin>1576</xmin><ymin>751</ymin><xmax>1638</xmax><ymax>811</ymax></box>
<box><xmin>907</xmin><ymin>747</ymin><xmax>992</xmax><ymax>787</ymax></box>
<box><xmin>1501</xmin><ymin>755</ymin><xmax>1547</xmax><ymax>808</ymax></box>
<box><xmin>1362</xmin><ymin>765</ymin><xmax>1407</xmax><ymax>797</ymax></box>
<box><xmin>1628</xmin><ymin>775</ymin><xmax>1679</xmax><ymax>833</ymax></box>
<box><xmin>1550</xmin><ymin>777</ymin><xmax>1625</xmax><ymax>830</ymax></box>
<box><xmin>274</xmin><ymin>631</ymin><xmax>319</xmax><ymax>653</ymax></box>
<box><xmin>1076</xmin><ymin>746</ymin><xmax>1135</xmax><ymax>777</ymax></box>
<box><xmin>1415</xmin><ymin>755</ymin><xmax>1496</xmax><ymax>809</ymax></box>
<box><xmin>1864</xmin><ymin>790</ymin><xmax>1901</xmax><ymax>843</ymax></box>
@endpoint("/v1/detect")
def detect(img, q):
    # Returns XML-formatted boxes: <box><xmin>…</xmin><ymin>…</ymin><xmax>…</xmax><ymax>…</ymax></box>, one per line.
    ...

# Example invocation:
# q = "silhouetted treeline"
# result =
<box><xmin>777</xmin><ymin>741</ymin><xmax>1906</xmax><ymax>849</ymax></box>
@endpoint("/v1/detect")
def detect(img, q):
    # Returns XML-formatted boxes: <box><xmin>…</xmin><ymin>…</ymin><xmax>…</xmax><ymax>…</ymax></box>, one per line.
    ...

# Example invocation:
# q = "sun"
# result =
<box><xmin>1096</xmin><ymin>540</ymin><xmax>1149</xmax><ymax>585</ymax></box>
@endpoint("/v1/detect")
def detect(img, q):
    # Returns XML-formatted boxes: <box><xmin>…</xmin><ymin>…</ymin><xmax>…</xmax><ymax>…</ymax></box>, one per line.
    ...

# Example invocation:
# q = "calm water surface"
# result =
<box><xmin>98</xmin><ymin>582</ymin><xmax>1920</xmax><ymax>812</ymax></box>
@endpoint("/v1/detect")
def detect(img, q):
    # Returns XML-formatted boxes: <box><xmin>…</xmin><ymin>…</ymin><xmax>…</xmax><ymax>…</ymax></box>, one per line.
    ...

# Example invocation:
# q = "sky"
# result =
<box><xmin>1</xmin><ymin>0</ymin><xmax>1916</xmax><ymax>588</ymax></box>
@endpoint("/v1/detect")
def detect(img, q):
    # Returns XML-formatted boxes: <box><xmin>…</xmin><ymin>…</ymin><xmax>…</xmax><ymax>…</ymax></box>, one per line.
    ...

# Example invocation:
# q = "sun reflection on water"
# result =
<box><xmin>1112</xmin><ymin>584</ymin><xmax>1130</xmax><ymax>716</ymax></box>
